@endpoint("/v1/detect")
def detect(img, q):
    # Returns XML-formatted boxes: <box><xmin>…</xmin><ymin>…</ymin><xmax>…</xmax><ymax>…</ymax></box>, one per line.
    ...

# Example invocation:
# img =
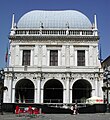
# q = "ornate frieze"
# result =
<box><xmin>9</xmin><ymin>35</ymin><xmax>99</xmax><ymax>43</ymax></box>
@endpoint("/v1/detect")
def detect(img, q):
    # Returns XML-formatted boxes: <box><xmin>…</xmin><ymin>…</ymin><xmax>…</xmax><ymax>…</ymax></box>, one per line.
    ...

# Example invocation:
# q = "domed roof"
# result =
<box><xmin>17</xmin><ymin>10</ymin><xmax>92</xmax><ymax>29</ymax></box>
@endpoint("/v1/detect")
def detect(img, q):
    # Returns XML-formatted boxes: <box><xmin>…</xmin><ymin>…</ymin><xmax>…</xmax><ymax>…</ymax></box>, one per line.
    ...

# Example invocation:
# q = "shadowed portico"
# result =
<box><xmin>43</xmin><ymin>79</ymin><xmax>63</xmax><ymax>103</ymax></box>
<box><xmin>15</xmin><ymin>79</ymin><xmax>34</xmax><ymax>103</ymax></box>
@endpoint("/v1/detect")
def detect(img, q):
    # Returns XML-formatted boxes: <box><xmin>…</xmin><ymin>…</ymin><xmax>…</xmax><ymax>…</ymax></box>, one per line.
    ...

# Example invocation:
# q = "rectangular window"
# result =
<box><xmin>22</xmin><ymin>50</ymin><xmax>31</xmax><ymax>66</ymax></box>
<box><xmin>77</xmin><ymin>50</ymin><xmax>85</xmax><ymax>66</ymax></box>
<box><xmin>50</xmin><ymin>50</ymin><xmax>58</xmax><ymax>66</ymax></box>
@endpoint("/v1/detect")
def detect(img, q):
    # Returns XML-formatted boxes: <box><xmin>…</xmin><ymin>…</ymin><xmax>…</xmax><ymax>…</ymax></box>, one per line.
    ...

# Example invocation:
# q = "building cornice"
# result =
<box><xmin>9</xmin><ymin>35</ymin><xmax>99</xmax><ymax>43</ymax></box>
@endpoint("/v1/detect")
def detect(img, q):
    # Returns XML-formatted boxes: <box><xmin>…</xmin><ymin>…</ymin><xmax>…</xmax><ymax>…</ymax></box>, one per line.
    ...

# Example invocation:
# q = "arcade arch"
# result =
<box><xmin>72</xmin><ymin>79</ymin><xmax>92</xmax><ymax>103</ymax></box>
<box><xmin>15</xmin><ymin>79</ymin><xmax>34</xmax><ymax>103</ymax></box>
<box><xmin>43</xmin><ymin>79</ymin><xmax>63</xmax><ymax>103</ymax></box>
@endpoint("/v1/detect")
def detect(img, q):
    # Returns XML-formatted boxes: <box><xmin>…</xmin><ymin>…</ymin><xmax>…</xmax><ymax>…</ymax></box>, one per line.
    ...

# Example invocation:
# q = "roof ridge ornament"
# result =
<box><xmin>10</xmin><ymin>13</ymin><xmax>16</xmax><ymax>36</ymax></box>
<box><xmin>11</xmin><ymin>13</ymin><xmax>16</xmax><ymax>30</ymax></box>
<box><xmin>66</xmin><ymin>22</ymin><xmax>69</xmax><ymax>35</ymax></box>
<box><xmin>39</xmin><ymin>21</ymin><xmax>43</xmax><ymax>35</ymax></box>
<box><xmin>94</xmin><ymin>14</ymin><xmax>97</xmax><ymax>30</ymax></box>
<box><xmin>93</xmin><ymin>14</ymin><xmax>98</xmax><ymax>36</ymax></box>
<box><xmin>40</xmin><ymin>21</ymin><xmax>43</xmax><ymax>28</ymax></box>
<box><xmin>66</xmin><ymin>22</ymin><xmax>69</xmax><ymax>29</ymax></box>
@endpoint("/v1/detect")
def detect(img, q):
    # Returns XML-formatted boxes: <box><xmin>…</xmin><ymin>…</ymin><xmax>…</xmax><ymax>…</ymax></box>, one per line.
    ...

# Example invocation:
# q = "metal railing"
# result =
<box><xmin>15</xmin><ymin>99</ymin><xmax>34</xmax><ymax>103</ymax></box>
<box><xmin>44</xmin><ymin>99</ymin><xmax>63</xmax><ymax>103</ymax></box>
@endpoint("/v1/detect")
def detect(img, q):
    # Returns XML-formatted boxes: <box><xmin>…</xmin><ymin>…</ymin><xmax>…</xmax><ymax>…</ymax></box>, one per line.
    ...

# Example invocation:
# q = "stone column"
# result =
<box><xmin>41</xmin><ymin>87</ymin><xmax>44</xmax><ymax>103</ymax></box>
<box><xmin>36</xmin><ymin>76</ymin><xmax>41</xmax><ymax>103</ymax></box>
<box><xmin>95</xmin><ymin>77</ymin><xmax>98</xmax><ymax>96</ymax></box>
<box><xmin>12</xmin><ymin>88</ymin><xmax>15</xmax><ymax>103</ymax></box>
<box><xmin>65</xmin><ymin>77</ymin><xmax>70</xmax><ymax>103</ymax></box>
<box><xmin>34</xmin><ymin>88</ymin><xmax>37</xmax><ymax>103</ymax></box>
<box><xmin>70</xmin><ymin>88</ymin><xmax>72</xmax><ymax>103</ymax></box>
<box><xmin>92</xmin><ymin>78</ymin><xmax>96</xmax><ymax>96</ymax></box>
<box><xmin>63</xmin><ymin>89</ymin><xmax>66</xmax><ymax>103</ymax></box>
<box><xmin>99</xmin><ymin>78</ymin><xmax>103</xmax><ymax>98</ymax></box>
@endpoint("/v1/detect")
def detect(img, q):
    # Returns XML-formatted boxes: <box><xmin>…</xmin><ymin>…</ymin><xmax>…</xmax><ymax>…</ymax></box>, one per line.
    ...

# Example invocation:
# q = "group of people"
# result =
<box><xmin>15</xmin><ymin>104</ymin><xmax>78</xmax><ymax>115</ymax></box>
<box><xmin>15</xmin><ymin>105</ymin><xmax>40</xmax><ymax>115</ymax></box>
<box><xmin>71</xmin><ymin>103</ymin><xmax>78</xmax><ymax>115</ymax></box>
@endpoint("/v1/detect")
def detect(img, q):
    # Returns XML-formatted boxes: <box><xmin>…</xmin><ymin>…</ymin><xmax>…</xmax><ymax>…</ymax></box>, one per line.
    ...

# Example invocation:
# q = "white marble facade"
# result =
<box><xmin>3</xmin><ymin>10</ymin><xmax>103</xmax><ymax>104</ymax></box>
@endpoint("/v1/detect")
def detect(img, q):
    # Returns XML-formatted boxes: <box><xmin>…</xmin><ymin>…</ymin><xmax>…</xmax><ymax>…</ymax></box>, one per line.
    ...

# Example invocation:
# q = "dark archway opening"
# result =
<box><xmin>44</xmin><ymin>79</ymin><xmax>63</xmax><ymax>103</ymax></box>
<box><xmin>15</xmin><ymin>79</ymin><xmax>34</xmax><ymax>103</ymax></box>
<box><xmin>72</xmin><ymin>79</ymin><xmax>92</xmax><ymax>103</ymax></box>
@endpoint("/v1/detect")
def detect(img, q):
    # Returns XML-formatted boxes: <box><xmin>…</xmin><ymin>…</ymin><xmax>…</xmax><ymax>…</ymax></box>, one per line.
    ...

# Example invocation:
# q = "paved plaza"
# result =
<box><xmin>0</xmin><ymin>113</ymin><xmax>110</xmax><ymax>120</ymax></box>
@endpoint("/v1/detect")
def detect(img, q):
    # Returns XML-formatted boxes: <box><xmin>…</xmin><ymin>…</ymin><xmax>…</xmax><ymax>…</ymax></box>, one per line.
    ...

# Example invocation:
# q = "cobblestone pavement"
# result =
<box><xmin>0</xmin><ymin>113</ymin><xmax>110</xmax><ymax>120</ymax></box>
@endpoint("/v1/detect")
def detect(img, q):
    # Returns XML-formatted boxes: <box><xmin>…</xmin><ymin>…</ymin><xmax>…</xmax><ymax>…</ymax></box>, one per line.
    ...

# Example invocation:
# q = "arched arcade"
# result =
<box><xmin>72</xmin><ymin>79</ymin><xmax>92</xmax><ymax>103</ymax></box>
<box><xmin>43</xmin><ymin>79</ymin><xmax>63</xmax><ymax>103</ymax></box>
<box><xmin>15</xmin><ymin>79</ymin><xmax>35</xmax><ymax>103</ymax></box>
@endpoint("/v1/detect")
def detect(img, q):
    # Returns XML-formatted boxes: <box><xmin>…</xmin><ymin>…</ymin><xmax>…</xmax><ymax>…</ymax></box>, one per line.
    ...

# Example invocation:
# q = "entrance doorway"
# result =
<box><xmin>72</xmin><ymin>79</ymin><xmax>92</xmax><ymax>103</ymax></box>
<box><xmin>44</xmin><ymin>79</ymin><xmax>63</xmax><ymax>103</ymax></box>
<box><xmin>15</xmin><ymin>79</ymin><xmax>34</xmax><ymax>103</ymax></box>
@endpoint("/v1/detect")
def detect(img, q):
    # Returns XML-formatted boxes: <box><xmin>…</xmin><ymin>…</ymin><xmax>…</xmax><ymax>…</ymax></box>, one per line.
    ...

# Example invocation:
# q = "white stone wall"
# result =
<box><xmin>4</xmin><ymin>39</ymin><xmax>103</xmax><ymax>103</ymax></box>
<box><xmin>9</xmin><ymin>41</ymin><xmax>100</xmax><ymax>68</ymax></box>
<box><xmin>5</xmin><ymin>31</ymin><xmax>103</xmax><ymax>104</ymax></box>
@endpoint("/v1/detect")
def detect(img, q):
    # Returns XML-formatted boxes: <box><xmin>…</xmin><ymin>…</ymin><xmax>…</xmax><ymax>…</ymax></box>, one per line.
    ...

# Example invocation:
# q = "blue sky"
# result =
<box><xmin>0</xmin><ymin>0</ymin><xmax>109</xmax><ymax>68</ymax></box>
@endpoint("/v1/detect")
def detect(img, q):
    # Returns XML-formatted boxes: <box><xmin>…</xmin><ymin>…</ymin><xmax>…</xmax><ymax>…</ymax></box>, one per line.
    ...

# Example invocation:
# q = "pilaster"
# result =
<box><xmin>85</xmin><ymin>50</ymin><xmax>88</xmax><ymax>66</ymax></box>
<box><xmin>15</xmin><ymin>45</ymin><xmax>19</xmax><ymax>66</ymax></box>
<box><xmin>34</xmin><ymin>45</ymin><xmax>39</xmax><ymax>66</ymax></box>
<box><xmin>3</xmin><ymin>74</ymin><xmax>12</xmax><ymax>103</ymax></box>
<box><xmin>61</xmin><ymin>45</ymin><xmax>65</xmax><ymax>66</ymax></box>
<box><xmin>89</xmin><ymin>45</ymin><xmax>93</xmax><ymax>66</ymax></box>
<box><xmin>66</xmin><ymin>45</ymin><xmax>70</xmax><ymax>66</ymax></box>
<box><xmin>42</xmin><ymin>45</ymin><xmax>47</xmax><ymax>66</ymax></box>
<box><xmin>70</xmin><ymin>45</ymin><xmax>74</xmax><ymax>66</ymax></box>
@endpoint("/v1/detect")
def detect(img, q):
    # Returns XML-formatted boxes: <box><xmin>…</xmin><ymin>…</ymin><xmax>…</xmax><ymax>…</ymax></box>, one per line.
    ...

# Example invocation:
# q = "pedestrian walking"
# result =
<box><xmin>71</xmin><ymin>103</ymin><xmax>78</xmax><ymax>115</ymax></box>
<box><xmin>74</xmin><ymin>103</ymin><xmax>78</xmax><ymax>114</ymax></box>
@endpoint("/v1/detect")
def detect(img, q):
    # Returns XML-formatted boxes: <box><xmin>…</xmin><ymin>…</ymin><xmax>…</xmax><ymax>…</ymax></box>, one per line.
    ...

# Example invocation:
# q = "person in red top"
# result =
<box><xmin>15</xmin><ymin>105</ymin><xmax>20</xmax><ymax>114</ymax></box>
<box><xmin>33</xmin><ymin>108</ymin><xmax>39</xmax><ymax>114</ymax></box>
<box><xmin>27</xmin><ymin>106</ymin><xmax>33</xmax><ymax>114</ymax></box>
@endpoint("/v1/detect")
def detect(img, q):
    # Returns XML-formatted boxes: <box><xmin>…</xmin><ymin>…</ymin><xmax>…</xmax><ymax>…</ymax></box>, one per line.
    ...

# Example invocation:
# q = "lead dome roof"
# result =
<box><xmin>17</xmin><ymin>10</ymin><xmax>92</xmax><ymax>29</ymax></box>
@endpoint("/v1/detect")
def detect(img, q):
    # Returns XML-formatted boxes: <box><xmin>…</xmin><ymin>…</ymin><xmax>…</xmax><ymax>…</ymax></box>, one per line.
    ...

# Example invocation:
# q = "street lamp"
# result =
<box><xmin>102</xmin><ymin>68</ymin><xmax>110</xmax><ymax>113</ymax></box>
